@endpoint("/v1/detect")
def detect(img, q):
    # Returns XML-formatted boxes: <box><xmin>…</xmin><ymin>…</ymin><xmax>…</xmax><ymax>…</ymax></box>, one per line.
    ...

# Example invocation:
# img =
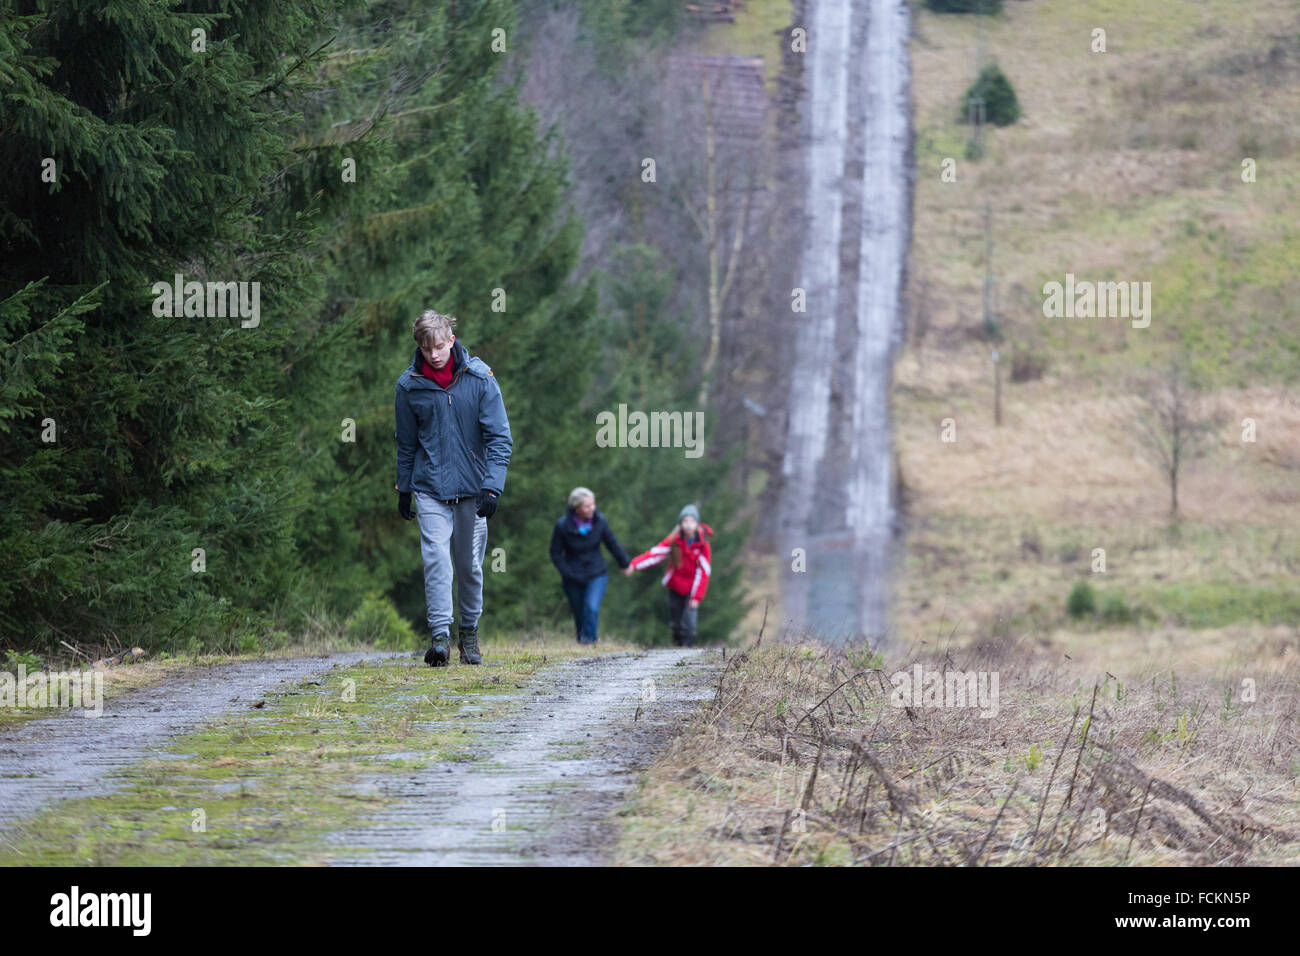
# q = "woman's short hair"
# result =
<box><xmin>413</xmin><ymin>310</ymin><xmax>457</xmax><ymax>348</ymax></box>
<box><xmin>568</xmin><ymin>487</ymin><xmax>595</xmax><ymax>510</ymax></box>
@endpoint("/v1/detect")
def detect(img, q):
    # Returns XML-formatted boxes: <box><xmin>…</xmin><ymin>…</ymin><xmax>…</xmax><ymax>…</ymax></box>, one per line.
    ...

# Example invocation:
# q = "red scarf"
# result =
<box><xmin>419</xmin><ymin>353</ymin><xmax>454</xmax><ymax>388</ymax></box>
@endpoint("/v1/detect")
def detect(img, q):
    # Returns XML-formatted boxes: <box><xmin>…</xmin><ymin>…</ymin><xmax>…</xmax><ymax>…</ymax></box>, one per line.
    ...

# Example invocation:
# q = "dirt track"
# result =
<box><xmin>0</xmin><ymin>652</ymin><xmax>385</xmax><ymax>832</ymax></box>
<box><xmin>329</xmin><ymin>649</ymin><xmax>712</xmax><ymax>866</ymax></box>
<box><xmin>0</xmin><ymin>648</ymin><xmax>715</xmax><ymax>864</ymax></box>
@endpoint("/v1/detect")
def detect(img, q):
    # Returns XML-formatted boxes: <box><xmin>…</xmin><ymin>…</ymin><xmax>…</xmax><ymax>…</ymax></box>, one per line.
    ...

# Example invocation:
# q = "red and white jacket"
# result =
<box><xmin>629</xmin><ymin>523</ymin><xmax>713</xmax><ymax>602</ymax></box>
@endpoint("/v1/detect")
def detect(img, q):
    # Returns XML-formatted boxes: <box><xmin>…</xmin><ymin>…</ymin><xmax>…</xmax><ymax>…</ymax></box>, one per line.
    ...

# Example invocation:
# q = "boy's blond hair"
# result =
<box><xmin>413</xmin><ymin>310</ymin><xmax>458</xmax><ymax>348</ymax></box>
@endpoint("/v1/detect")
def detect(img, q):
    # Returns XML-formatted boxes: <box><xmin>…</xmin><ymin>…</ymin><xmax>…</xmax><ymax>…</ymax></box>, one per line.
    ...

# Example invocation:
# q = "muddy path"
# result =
<box><xmin>0</xmin><ymin>647</ymin><xmax>717</xmax><ymax>864</ymax></box>
<box><xmin>0</xmin><ymin>652</ymin><xmax>387</xmax><ymax>831</ymax></box>
<box><xmin>328</xmin><ymin>649</ymin><xmax>714</xmax><ymax>866</ymax></box>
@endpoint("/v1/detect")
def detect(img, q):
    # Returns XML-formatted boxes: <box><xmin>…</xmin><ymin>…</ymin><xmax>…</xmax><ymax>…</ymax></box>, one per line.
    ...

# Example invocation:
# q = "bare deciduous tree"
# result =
<box><xmin>1133</xmin><ymin>362</ymin><xmax>1216</xmax><ymax>520</ymax></box>
<box><xmin>511</xmin><ymin>10</ymin><xmax>791</xmax><ymax>494</ymax></box>
<box><xmin>678</xmin><ymin>69</ymin><xmax>755</xmax><ymax>408</ymax></box>
<box><xmin>657</xmin><ymin>55</ymin><xmax>768</xmax><ymax>410</ymax></box>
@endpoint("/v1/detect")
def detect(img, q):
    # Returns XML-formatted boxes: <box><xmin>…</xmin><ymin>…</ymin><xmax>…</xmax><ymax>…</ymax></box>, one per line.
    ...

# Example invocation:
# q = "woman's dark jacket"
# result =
<box><xmin>549</xmin><ymin>509</ymin><xmax>630</xmax><ymax>583</ymax></box>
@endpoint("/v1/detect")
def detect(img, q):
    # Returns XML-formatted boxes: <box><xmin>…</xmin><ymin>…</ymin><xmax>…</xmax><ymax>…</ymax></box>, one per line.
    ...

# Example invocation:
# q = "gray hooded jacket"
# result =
<box><xmin>394</xmin><ymin>340</ymin><xmax>512</xmax><ymax>500</ymax></box>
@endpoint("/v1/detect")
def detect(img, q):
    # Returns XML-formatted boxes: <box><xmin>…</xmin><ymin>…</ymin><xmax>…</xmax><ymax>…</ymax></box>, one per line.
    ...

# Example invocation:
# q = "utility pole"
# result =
<box><xmin>983</xmin><ymin>200</ymin><xmax>995</xmax><ymax>339</ymax></box>
<box><xmin>984</xmin><ymin>201</ymin><xmax>1001</xmax><ymax>426</ymax></box>
<box><xmin>976</xmin><ymin>2</ymin><xmax>998</xmax><ymax>426</ymax></box>
<box><xmin>993</xmin><ymin>346</ymin><xmax>1002</xmax><ymax>426</ymax></box>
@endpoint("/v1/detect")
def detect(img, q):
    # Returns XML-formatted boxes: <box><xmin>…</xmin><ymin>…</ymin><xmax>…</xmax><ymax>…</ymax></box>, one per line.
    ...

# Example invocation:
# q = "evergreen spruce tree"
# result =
<box><xmin>0</xmin><ymin>0</ymin><xmax>346</xmax><ymax>651</ymax></box>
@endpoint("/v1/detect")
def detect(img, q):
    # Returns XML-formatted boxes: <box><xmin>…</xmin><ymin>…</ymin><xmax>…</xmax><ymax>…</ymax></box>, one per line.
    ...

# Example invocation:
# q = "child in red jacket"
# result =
<box><xmin>624</xmin><ymin>504</ymin><xmax>712</xmax><ymax>647</ymax></box>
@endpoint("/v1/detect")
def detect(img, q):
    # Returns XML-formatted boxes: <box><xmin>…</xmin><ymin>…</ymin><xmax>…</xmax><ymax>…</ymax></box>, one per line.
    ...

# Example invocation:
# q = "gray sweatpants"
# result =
<box><xmin>414</xmin><ymin>493</ymin><xmax>488</xmax><ymax>638</ymax></box>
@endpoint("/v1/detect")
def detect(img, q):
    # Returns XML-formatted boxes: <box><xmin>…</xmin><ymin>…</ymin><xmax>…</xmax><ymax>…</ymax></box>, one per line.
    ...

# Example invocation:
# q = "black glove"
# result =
<box><xmin>398</xmin><ymin>491</ymin><xmax>414</xmax><ymax>521</ymax></box>
<box><xmin>475</xmin><ymin>488</ymin><xmax>499</xmax><ymax>519</ymax></box>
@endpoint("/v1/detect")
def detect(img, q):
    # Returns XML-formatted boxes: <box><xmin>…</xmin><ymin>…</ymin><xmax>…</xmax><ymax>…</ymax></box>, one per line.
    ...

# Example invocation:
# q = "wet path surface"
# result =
<box><xmin>328</xmin><ymin>649</ymin><xmax>713</xmax><ymax>866</ymax></box>
<box><xmin>0</xmin><ymin>652</ymin><xmax>386</xmax><ymax>831</ymax></box>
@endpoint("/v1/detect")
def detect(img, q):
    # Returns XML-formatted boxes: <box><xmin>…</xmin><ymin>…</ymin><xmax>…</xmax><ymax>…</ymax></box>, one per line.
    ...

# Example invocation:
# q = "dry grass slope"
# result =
<box><xmin>615</xmin><ymin>639</ymin><xmax>1300</xmax><ymax>865</ymax></box>
<box><xmin>896</xmin><ymin>0</ymin><xmax>1300</xmax><ymax>650</ymax></box>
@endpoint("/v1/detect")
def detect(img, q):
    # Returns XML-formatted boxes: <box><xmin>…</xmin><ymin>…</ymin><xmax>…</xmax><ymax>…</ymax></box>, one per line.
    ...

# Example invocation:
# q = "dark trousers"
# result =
<box><xmin>667</xmin><ymin>590</ymin><xmax>698</xmax><ymax>647</ymax></box>
<box><xmin>562</xmin><ymin>573</ymin><xmax>609</xmax><ymax>643</ymax></box>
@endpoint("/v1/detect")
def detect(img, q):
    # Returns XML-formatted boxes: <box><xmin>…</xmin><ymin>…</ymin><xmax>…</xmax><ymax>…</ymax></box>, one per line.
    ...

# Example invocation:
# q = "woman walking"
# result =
<box><xmin>549</xmin><ymin>487</ymin><xmax>631</xmax><ymax>644</ymax></box>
